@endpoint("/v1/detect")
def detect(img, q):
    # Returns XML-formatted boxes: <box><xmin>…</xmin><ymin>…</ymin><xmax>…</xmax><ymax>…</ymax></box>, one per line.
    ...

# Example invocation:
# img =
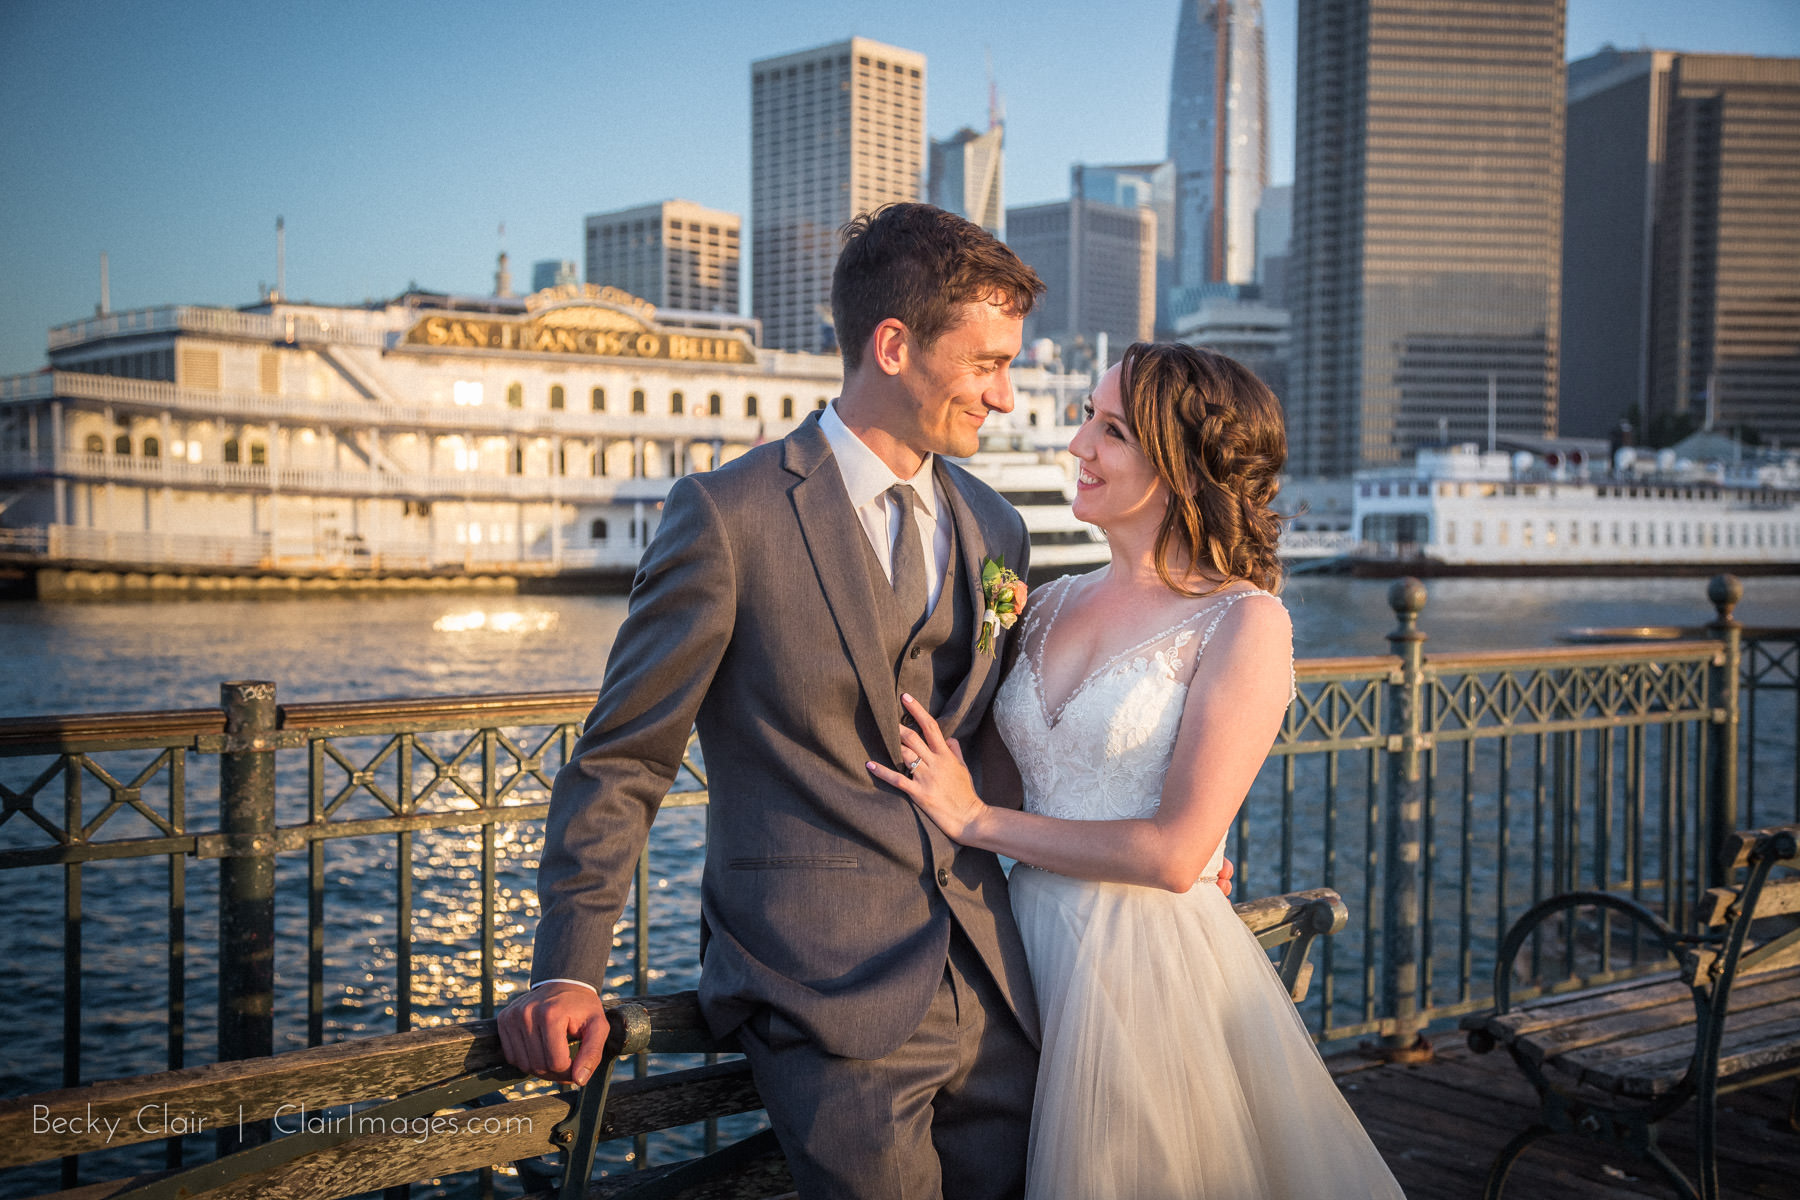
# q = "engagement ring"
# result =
<box><xmin>905</xmin><ymin>758</ymin><xmax>921</xmax><ymax>773</ymax></box>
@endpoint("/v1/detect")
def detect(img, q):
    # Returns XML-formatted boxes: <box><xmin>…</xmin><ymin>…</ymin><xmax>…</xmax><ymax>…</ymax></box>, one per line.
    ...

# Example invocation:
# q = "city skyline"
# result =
<box><xmin>2</xmin><ymin>0</ymin><xmax>1797</xmax><ymax>377</ymax></box>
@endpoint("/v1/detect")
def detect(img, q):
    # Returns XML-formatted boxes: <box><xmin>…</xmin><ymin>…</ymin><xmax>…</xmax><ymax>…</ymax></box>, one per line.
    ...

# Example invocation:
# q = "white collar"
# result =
<box><xmin>819</xmin><ymin>402</ymin><xmax>940</xmax><ymax>519</ymax></box>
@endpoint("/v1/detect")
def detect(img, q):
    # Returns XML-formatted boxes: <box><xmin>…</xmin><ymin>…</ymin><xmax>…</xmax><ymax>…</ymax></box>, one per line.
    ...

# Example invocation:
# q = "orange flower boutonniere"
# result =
<box><xmin>977</xmin><ymin>557</ymin><xmax>1027</xmax><ymax>656</ymax></box>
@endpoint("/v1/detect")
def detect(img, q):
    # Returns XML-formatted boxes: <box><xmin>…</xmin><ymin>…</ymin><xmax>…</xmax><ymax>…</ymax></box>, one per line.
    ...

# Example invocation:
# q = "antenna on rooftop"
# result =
<box><xmin>97</xmin><ymin>252</ymin><xmax>110</xmax><ymax>316</ymax></box>
<box><xmin>986</xmin><ymin>49</ymin><xmax>1003</xmax><ymax>131</ymax></box>
<box><xmin>274</xmin><ymin>216</ymin><xmax>286</xmax><ymax>302</ymax></box>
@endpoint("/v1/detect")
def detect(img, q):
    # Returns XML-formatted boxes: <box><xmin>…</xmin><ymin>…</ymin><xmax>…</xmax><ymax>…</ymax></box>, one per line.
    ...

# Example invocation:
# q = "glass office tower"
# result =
<box><xmin>1289</xmin><ymin>0</ymin><xmax>1565</xmax><ymax>475</ymax></box>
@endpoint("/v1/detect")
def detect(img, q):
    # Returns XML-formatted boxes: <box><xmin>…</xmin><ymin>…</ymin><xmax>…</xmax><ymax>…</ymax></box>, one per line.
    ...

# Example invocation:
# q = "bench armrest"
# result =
<box><xmin>1488</xmin><ymin>890</ymin><xmax>1687</xmax><ymax>1016</ymax></box>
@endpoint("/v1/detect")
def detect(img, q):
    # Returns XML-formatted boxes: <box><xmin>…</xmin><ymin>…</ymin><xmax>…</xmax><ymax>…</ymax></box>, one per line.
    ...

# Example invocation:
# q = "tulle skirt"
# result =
<box><xmin>1010</xmin><ymin>866</ymin><xmax>1405</xmax><ymax>1200</ymax></box>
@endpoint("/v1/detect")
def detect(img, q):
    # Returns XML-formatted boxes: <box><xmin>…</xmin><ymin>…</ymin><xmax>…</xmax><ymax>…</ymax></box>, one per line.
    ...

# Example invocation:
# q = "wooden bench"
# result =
<box><xmin>1</xmin><ymin>887</ymin><xmax>1346</xmax><ymax>1200</ymax></box>
<box><xmin>1461</xmin><ymin>824</ymin><xmax>1800</xmax><ymax>1200</ymax></box>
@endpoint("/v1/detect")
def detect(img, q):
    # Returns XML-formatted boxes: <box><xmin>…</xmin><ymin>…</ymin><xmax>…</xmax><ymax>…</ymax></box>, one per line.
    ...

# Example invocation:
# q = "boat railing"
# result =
<box><xmin>46</xmin><ymin>306</ymin><xmax>393</xmax><ymax>351</ymax></box>
<box><xmin>0</xmin><ymin>576</ymin><xmax>1792</xmax><ymax>1188</ymax></box>
<box><xmin>2</xmin><ymin>371</ymin><xmax>790</xmax><ymax>444</ymax></box>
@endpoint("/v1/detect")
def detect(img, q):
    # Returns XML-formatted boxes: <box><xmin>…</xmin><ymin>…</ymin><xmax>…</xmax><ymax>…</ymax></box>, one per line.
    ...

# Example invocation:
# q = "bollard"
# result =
<box><xmin>217</xmin><ymin>680</ymin><xmax>278</xmax><ymax>1152</ymax></box>
<box><xmin>1378</xmin><ymin>578</ymin><xmax>1433</xmax><ymax>1061</ymax></box>
<box><xmin>1706</xmin><ymin>576</ymin><xmax>1743</xmax><ymax>890</ymax></box>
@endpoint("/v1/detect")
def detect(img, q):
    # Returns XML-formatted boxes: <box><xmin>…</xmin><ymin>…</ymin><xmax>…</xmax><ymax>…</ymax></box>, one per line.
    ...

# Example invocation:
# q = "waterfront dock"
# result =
<box><xmin>1333</xmin><ymin>1042</ymin><xmax>1796</xmax><ymax>1198</ymax></box>
<box><xmin>1</xmin><ymin>574</ymin><xmax>1793</xmax><ymax>1195</ymax></box>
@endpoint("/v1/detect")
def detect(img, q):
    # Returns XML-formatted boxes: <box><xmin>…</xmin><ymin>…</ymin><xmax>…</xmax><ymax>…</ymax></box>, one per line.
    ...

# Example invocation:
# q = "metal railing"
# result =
<box><xmin>1</xmin><ymin>576</ymin><xmax>1793</xmax><ymax>1187</ymax></box>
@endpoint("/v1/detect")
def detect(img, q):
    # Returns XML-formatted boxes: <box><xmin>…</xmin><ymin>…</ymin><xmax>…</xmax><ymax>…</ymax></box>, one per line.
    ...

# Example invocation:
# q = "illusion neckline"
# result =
<box><xmin>1027</xmin><ymin>574</ymin><xmax>1269</xmax><ymax>731</ymax></box>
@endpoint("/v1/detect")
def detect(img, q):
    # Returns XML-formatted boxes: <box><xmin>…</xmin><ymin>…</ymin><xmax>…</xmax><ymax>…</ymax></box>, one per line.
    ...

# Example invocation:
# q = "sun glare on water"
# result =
<box><xmin>432</xmin><ymin>609</ymin><xmax>561</xmax><ymax>634</ymax></box>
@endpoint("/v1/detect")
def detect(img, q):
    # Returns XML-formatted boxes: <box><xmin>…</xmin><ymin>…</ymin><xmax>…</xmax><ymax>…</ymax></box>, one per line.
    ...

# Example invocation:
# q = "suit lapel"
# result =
<box><xmin>933</xmin><ymin>459</ymin><xmax>1002</xmax><ymax>736</ymax></box>
<box><xmin>786</xmin><ymin>418</ymin><xmax>907</xmax><ymax>765</ymax></box>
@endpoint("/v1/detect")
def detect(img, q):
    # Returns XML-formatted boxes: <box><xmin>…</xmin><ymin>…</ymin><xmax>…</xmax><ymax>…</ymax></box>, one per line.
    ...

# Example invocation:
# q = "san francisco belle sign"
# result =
<box><xmin>402</xmin><ymin>284</ymin><xmax>755</xmax><ymax>364</ymax></box>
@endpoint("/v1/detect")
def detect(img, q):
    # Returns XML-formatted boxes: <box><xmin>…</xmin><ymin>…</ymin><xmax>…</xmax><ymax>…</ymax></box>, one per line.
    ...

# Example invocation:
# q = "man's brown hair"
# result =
<box><xmin>831</xmin><ymin>203</ymin><xmax>1044</xmax><ymax>371</ymax></box>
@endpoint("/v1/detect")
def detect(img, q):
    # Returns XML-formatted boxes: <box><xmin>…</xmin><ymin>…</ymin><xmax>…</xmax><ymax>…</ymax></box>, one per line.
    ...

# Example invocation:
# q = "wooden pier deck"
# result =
<box><xmin>1329</xmin><ymin>1040</ymin><xmax>1797</xmax><ymax>1199</ymax></box>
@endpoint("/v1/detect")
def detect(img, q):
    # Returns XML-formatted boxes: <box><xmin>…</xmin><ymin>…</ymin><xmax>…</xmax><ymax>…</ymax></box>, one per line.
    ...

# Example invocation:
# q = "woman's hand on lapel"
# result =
<box><xmin>867</xmin><ymin>693</ymin><xmax>991</xmax><ymax>845</ymax></box>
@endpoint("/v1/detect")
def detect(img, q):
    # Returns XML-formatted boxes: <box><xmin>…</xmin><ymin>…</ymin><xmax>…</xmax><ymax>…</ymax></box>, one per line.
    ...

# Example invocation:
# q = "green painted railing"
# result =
<box><xmin>1</xmin><ymin>574</ymin><xmax>1793</xmax><ymax>1191</ymax></box>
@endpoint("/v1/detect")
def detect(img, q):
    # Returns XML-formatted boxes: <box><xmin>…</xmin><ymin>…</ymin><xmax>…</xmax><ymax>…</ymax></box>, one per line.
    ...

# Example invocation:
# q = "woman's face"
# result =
<box><xmin>1068</xmin><ymin>363</ymin><xmax>1170</xmax><ymax>535</ymax></box>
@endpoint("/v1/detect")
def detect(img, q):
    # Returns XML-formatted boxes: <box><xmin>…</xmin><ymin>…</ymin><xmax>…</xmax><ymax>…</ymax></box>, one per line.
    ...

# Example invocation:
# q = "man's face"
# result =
<box><xmin>893</xmin><ymin>298</ymin><xmax>1024</xmax><ymax>459</ymax></box>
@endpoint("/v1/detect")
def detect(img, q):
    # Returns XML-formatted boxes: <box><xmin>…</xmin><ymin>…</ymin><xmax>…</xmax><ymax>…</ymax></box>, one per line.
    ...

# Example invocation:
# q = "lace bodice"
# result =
<box><xmin>994</xmin><ymin>574</ymin><xmax>1289</xmax><ymax>836</ymax></box>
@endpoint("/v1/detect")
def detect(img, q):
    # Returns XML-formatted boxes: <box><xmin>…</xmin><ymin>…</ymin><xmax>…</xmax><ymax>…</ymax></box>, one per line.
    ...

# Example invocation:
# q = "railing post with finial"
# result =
<box><xmin>1706</xmin><ymin>575</ymin><xmax>1743</xmax><ymax>890</ymax></box>
<box><xmin>217</xmin><ymin>680</ymin><xmax>278</xmax><ymax>1152</ymax></box>
<box><xmin>1380</xmin><ymin>577</ymin><xmax>1432</xmax><ymax>1060</ymax></box>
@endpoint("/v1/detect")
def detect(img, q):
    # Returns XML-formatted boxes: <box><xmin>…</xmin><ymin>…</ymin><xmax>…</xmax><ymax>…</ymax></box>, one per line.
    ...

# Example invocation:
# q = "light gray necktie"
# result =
<box><xmin>888</xmin><ymin>483</ymin><xmax>928</xmax><ymax>624</ymax></box>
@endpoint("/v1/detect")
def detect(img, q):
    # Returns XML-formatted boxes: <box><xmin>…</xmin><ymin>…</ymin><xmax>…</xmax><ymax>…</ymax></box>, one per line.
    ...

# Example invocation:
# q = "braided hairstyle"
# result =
<box><xmin>1116</xmin><ymin>342</ymin><xmax>1287</xmax><ymax>596</ymax></box>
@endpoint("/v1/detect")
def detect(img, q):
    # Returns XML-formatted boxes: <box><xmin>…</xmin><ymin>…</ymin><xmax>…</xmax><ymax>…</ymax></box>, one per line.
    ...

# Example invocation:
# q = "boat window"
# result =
<box><xmin>781</xmin><ymin>396</ymin><xmax>795</xmax><ymax>419</ymax></box>
<box><xmin>224</xmin><ymin>438</ymin><xmax>239</xmax><ymax>463</ymax></box>
<box><xmin>85</xmin><ymin>433</ymin><xmax>104</xmax><ymax>453</ymax></box>
<box><xmin>115</xmin><ymin>433</ymin><xmax>132</xmax><ymax>455</ymax></box>
<box><xmin>591</xmin><ymin>519</ymin><xmax>609</xmax><ymax>540</ymax></box>
<box><xmin>250</xmin><ymin>443</ymin><xmax>267</xmax><ymax>466</ymax></box>
<box><xmin>632</xmin><ymin>389</ymin><xmax>646</xmax><ymax>413</ymax></box>
<box><xmin>708</xmin><ymin>393</ymin><xmax>722</xmax><ymax>416</ymax></box>
<box><xmin>592</xmin><ymin>387</ymin><xmax>606</xmax><ymax>412</ymax></box>
<box><xmin>671</xmin><ymin>391</ymin><xmax>684</xmax><ymax>415</ymax></box>
<box><xmin>507</xmin><ymin>382</ymin><xmax>523</xmax><ymax>409</ymax></box>
<box><xmin>550</xmin><ymin>385</ymin><xmax>565</xmax><ymax>411</ymax></box>
<box><xmin>143</xmin><ymin>437</ymin><xmax>160</xmax><ymax>459</ymax></box>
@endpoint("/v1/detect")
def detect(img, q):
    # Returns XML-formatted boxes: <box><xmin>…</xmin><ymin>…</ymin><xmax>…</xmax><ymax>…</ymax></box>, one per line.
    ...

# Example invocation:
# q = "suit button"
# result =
<box><xmin>937</xmin><ymin>867</ymin><xmax>951</xmax><ymax>887</ymax></box>
<box><xmin>909</xmin><ymin>645</ymin><xmax>923</xmax><ymax>660</ymax></box>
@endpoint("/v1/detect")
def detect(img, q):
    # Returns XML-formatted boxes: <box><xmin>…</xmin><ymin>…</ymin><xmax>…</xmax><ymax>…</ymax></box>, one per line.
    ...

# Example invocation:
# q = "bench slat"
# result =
<box><xmin>598</xmin><ymin>1059</ymin><xmax>763</xmax><ymax>1141</ymax></box>
<box><xmin>1560</xmin><ymin>982</ymin><xmax>1800</xmax><ymax>1073</ymax></box>
<box><xmin>1584</xmin><ymin>1003</ymin><xmax>1800</xmax><ymax>1096</ymax></box>
<box><xmin>1698</xmin><ymin>875</ymin><xmax>1800</xmax><ymax>926</ymax></box>
<box><xmin>0</xmin><ymin>1022</ymin><xmax>508</xmax><ymax>1167</ymax></box>
<box><xmin>1512</xmin><ymin>969</ymin><xmax>1800</xmax><ymax>1065</ymax></box>
<box><xmin>28</xmin><ymin>1091</ymin><xmax>567</xmax><ymax>1200</ymax></box>
<box><xmin>1564</xmin><ymin>992</ymin><xmax>1800</xmax><ymax>1093</ymax></box>
<box><xmin>1477</xmin><ymin>971</ymin><xmax>1686</xmax><ymax>1042</ymax></box>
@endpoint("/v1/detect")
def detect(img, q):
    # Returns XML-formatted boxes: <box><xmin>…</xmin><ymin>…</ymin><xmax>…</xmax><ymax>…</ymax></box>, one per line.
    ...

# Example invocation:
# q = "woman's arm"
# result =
<box><xmin>872</xmin><ymin>596</ymin><xmax>1291</xmax><ymax>892</ymax></box>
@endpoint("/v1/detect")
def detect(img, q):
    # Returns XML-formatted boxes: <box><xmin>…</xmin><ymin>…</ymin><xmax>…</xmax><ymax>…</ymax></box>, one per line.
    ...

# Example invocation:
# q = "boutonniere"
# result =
<box><xmin>977</xmin><ymin>557</ymin><xmax>1027</xmax><ymax>656</ymax></box>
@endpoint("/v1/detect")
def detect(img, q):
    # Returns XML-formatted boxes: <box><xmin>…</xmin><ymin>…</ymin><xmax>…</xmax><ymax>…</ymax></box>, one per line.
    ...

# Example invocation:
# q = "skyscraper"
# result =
<box><xmin>1289</xmin><ymin>0</ymin><xmax>1565</xmax><ymax>475</ymax></box>
<box><xmin>1166</xmin><ymin>0</ymin><xmax>1269</xmax><ymax>301</ymax></box>
<box><xmin>929</xmin><ymin>125</ymin><xmax>1005</xmax><ymax>240</ymax></box>
<box><xmin>1073</xmin><ymin>161</ymin><xmax>1178</xmax><ymax>332</ymax></box>
<box><xmin>584</xmin><ymin>200</ymin><xmax>741</xmax><ymax>313</ymax></box>
<box><xmin>1643</xmin><ymin>54</ymin><xmax>1798</xmax><ymax>446</ymax></box>
<box><xmin>1006</xmin><ymin>197</ymin><xmax>1157</xmax><ymax>366</ymax></box>
<box><xmin>531</xmin><ymin>259</ymin><xmax>579</xmax><ymax>294</ymax></box>
<box><xmin>752</xmin><ymin>38</ymin><xmax>925</xmax><ymax>354</ymax></box>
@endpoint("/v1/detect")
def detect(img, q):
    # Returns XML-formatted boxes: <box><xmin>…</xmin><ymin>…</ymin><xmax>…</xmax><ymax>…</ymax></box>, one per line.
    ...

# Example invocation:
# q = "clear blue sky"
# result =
<box><xmin>2</xmin><ymin>0</ymin><xmax>1796</xmax><ymax>377</ymax></box>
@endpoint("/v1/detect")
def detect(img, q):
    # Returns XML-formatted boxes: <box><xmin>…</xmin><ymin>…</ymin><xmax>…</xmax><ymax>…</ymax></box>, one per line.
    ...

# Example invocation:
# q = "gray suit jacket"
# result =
<box><xmin>532</xmin><ymin>412</ymin><xmax>1039</xmax><ymax>1060</ymax></box>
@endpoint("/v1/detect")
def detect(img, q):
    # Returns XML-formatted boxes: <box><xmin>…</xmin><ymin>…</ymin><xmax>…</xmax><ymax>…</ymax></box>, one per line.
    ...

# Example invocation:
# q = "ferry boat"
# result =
<box><xmin>1350</xmin><ymin>442</ymin><xmax>1800</xmax><ymax>575</ymax></box>
<box><xmin>0</xmin><ymin>285</ymin><xmax>1091</xmax><ymax>598</ymax></box>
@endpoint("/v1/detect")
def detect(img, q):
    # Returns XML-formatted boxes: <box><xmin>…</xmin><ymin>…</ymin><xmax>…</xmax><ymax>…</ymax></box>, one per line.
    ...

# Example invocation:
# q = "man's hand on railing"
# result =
<box><xmin>497</xmin><ymin>981</ymin><xmax>613</xmax><ymax>1087</ymax></box>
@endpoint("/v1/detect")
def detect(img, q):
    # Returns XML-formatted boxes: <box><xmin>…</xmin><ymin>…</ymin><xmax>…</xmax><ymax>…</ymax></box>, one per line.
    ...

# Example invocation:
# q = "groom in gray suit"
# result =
<box><xmin>499</xmin><ymin>203</ymin><xmax>1047</xmax><ymax>1198</ymax></box>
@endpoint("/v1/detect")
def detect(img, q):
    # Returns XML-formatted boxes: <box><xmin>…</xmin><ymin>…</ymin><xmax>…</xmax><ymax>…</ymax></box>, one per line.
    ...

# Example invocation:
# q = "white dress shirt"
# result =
<box><xmin>818</xmin><ymin>402</ymin><xmax>954</xmax><ymax>613</ymax></box>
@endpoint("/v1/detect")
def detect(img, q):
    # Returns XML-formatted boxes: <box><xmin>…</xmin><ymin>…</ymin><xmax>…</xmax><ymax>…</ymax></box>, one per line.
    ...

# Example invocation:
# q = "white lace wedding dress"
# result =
<box><xmin>994</xmin><ymin>576</ymin><xmax>1405</xmax><ymax>1199</ymax></box>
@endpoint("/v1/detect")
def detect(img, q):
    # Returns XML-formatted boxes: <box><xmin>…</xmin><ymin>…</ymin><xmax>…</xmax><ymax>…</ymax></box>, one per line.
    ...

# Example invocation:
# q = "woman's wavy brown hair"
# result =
<box><xmin>1116</xmin><ymin>342</ymin><xmax>1287</xmax><ymax>596</ymax></box>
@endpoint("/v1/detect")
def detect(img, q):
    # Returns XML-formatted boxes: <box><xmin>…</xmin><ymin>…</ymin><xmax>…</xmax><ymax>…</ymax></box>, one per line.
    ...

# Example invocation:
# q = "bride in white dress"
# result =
<box><xmin>869</xmin><ymin>343</ymin><xmax>1404</xmax><ymax>1199</ymax></box>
